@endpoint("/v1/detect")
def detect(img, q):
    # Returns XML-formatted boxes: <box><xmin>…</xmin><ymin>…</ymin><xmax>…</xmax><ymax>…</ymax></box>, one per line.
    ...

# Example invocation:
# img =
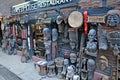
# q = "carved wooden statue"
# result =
<box><xmin>55</xmin><ymin>57</ymin><xmax>64</xmax><ymax>79</ymax></box>
<box><xmin>85</xmin><ymin>29</ymin><xmax>98</xmax><ymax>57</ymax></box>
<box><xmin>66</xmin><ymin>65</ymin><xmax>75</xmax><ymax>80</ymax></box>
<box><xmin>87</xmin><ymin>59</ymin><xmax>95</xmax><ymax>80</ymax></box>
<box><xmin>47</xmin><ymin>61</ymin><xmax>56</xmax><ymax>77</ymax></box>
<box><xmin>43</xmin><ymin>28</ymin><xmax>51</xmax><ymax>61</ymax></box>
<box><xmin>61</xmin><ymin>59</ymin><xmax>69</xmax><ymax>78</ymax></box>
<box><xmin>52</xmin><ymin>28</ymin><xmax>58</xmax><ymax>59</ymax></box>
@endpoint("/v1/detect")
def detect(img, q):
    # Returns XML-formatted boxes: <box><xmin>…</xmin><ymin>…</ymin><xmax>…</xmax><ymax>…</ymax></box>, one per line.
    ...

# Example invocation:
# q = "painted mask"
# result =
<box><xmin>107</xmin><ymin>14</ymin><xmax>119</xmax><ymax>27</ymax></box>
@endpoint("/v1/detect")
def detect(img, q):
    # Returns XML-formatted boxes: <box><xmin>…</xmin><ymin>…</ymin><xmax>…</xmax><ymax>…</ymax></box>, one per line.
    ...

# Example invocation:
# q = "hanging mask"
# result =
<box><xmin>106</xmin><ymin>10</ymin><xmax>120</xmax><ymax>27</ymax></box>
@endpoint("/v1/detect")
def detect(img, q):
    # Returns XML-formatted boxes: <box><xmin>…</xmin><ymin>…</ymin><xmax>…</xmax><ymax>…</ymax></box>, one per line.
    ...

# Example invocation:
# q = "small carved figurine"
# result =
<box><xmin>73</xmin><ymin>75</ymin><xmax>80</xmax><ymax>80</ymax></box>
<box><xmin>99</xmin><ymin>56</ymin><xmax>108</xmax><ymax>71</ymax></box>
<box><xmin>70</xmin><ymin>52</ymin><xmax>77</xmax><ymax>64</ymax></box>
<box><xmin>66</xmin><ymin>65</ymin><xmax>75</xmax><ymax>80</ymax></box>
<box><xmin>55</xmin><ymin>57</ymin><xmax>64</xmax><ymax>79</ymax></box>
<box><xmin>47</xmin><ymin>61</ymin><xmax>56</xmax><ymax>77</ymax></box>
<box><xmin>56</xmin><ymin>15</ymin><xmax>64</xmax><ymax>33</ymax></box>
<box><xmin>87</xmin><ymin>59</ymin><xmax>95</xmax><ymax>80</ymax></box>
<box><xmin>61</xmin><ymin>59</ymin><xmax>69</xmax><ymax>78</ymax></box>
<box><xmin>81</xmin><ymin>58</ymin><xmax>88</xmax><ymax>80</ymax></box>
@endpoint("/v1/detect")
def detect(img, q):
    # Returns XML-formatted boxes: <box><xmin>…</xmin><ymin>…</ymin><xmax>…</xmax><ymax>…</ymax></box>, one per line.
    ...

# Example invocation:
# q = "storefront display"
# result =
<box><xmin>9</xmin><ymin>0</ymin><xmax>120</xmax><ymax>80</ymax></box>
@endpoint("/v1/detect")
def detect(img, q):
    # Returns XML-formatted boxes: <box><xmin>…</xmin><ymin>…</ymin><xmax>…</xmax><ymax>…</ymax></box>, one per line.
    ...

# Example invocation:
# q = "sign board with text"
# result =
<box><xmin>87</xmin><ymin>16</ymin><xmax>105</xmax><ymax>23</ymax></box>
<box><xmin>11</xmin><ymin>0</ymin><xmax>78</xmax><ymax>15</ymax></box>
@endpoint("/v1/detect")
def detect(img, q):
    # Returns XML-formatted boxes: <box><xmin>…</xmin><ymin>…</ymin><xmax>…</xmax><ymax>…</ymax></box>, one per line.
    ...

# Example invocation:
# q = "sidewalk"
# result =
<box><xmin>0</xmin><ymin>49</ymin><xmax>59</xmax><ymax>80</ymax></box>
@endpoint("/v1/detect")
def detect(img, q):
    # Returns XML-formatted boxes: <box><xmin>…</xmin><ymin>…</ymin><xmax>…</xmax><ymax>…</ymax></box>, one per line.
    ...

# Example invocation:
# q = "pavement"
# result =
<box><xmin>0</xmin><ymin>49</ymin><xmax>59</xmax><ymax>80</ymax></box>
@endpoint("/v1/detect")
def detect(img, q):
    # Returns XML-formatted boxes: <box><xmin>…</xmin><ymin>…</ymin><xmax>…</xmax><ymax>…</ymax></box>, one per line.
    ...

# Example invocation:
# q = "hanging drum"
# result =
<box><xmin>68</xmin><ymin>11</ymin><xmax>83</xmax><ymax>28</ymax></box>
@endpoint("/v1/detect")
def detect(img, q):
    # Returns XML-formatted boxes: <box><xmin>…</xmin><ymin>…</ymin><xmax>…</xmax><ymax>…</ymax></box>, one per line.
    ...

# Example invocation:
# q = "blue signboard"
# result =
<box><xmin>11</xmin><ymin>0</ymin><xmax>78</xmax><ymax>15</ymax></box>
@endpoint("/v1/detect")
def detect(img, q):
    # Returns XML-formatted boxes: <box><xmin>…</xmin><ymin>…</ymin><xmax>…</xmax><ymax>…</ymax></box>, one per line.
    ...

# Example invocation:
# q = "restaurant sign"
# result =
<box><xmin>11</xmin><ymin>0</ymin><xmax>75</xmax><ymax>15</ymax></box>
<box><xmin>87</xmin><ymin>16</ymin><xmax>105</xmax><ymax>23</ymax></box>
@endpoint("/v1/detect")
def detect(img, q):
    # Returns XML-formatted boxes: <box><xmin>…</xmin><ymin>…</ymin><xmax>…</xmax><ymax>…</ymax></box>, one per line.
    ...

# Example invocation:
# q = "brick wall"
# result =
<box><xmin>79</xmin><ymin>0</ymin><xmax>120</xmax><ymax>9</ymax></box>
<box><xmin>0</xmin><ymin>0</ymin><xmax>25</xmax><ymax>16</ymax></box>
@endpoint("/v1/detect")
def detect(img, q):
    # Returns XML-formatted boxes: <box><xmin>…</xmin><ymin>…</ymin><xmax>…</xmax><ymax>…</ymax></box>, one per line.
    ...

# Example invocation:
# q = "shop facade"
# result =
<box><xmin>8</xmin><ymin>0</ymin><xmax>120</xmax><ymax>80</ymax></box>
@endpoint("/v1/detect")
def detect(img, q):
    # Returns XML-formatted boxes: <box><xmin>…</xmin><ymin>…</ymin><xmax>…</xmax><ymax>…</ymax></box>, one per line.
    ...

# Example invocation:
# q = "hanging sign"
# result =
<box><xmin>11</xmin><ymin>0</ymin><xmax>75</xmax><ymax>15</ymax></box>
<box><xmin>87</xmin><ymin>16</ymin><xmax>105</xmax><ymax>23</ymax></box>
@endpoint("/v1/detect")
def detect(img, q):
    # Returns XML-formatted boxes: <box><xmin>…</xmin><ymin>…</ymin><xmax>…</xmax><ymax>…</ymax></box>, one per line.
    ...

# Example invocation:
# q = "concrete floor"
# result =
<box><xmin>0</xmin><ymin>49</ymin><xmax>59</xmax><ymax>80</ymax></box>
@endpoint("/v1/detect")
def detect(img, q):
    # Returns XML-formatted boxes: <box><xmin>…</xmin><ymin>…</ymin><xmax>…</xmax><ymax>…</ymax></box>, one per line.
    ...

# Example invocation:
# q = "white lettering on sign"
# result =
<box><xmin>12</xmin><ymin>0</ymin><xmax>73</xmax><ymax>14</ymax></box>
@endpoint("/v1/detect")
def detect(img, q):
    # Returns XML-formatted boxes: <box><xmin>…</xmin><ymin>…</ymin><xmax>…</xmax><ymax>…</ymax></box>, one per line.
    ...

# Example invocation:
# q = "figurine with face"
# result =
<box><xmin>66</xmin><ymin>65</ymin><xmax>75</xmax><ymax>80</ymax></box>
<box><xmin>47</xmin><ymin>61</ymin><xmax>56</xmax><ymax>77</ymax></box>
<box><xmin>99</xmin><ymin>56</ymin><xmax>108</xmax><ymax>71</ymax></box>
<box><xmin>61</xmin><ymin>59</ymin><xmax>69</xmax><ymax>78</ymax></box>
<box><xmin>52</xmin><ymin>28</ymin><xmax>58</xmax><ymax>60</ymax></box>
<box><xmin>55</xmin><ymin>57</ymin><xmax>64</xmax><ymax>79</ymax></box>
<box><xmin>73</xmin><ymin>75</ymin><xmax>80</xmax><ymax>80</ymax></box>
<box><xmin>88</xmin><ymin>29</ymin><xmax>96</xmax><ymax>42</ymax></box>
<box><xmin>70</xmin><ymin>52</ymin><xmax>77</xmax><ymax>64</ymax></box>
<box><xmin>43</xmin><ymin>27</ymin><xmax>51</xmax><ymax>41</ymax></box>
<box><xmin>106</xmin><ymin>10</ymin><xmax>120</xmax><ymax>27</ymax></box>
<box><xmin>56</xmin><ymin>15</ymin><xmax>64</xmax><ymax>33</ymax></box>
<box><xmin>68</xmin><ymin>28</ymin><xmax>78</xmax><ymax>50</ymax></box>
<box><xmin>44</xmin><ymin>40</ymin><xmax>51</xmax><ymax>61</ymax></box>
<box><xmin>87</xmin><ymin>59</ymin><xmax>95</xmax><ymax>80</ymax></box>
<box><xmin>52</xmin><ymin>28</ymin><xmax>58</xmax><ymax>41</ymax></box>
<box><xmin>85</xmin><ymin>29</ymin><xmax>98</xmax><ymax>57</ymax></box>
<box><xmin>81</xmin><ymin>58</ymin><xmax>88</xmax><ymax>80</ymax></box>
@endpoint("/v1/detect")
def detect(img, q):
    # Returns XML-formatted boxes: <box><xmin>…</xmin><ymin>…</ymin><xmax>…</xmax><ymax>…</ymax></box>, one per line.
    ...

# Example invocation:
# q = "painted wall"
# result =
<box><xmin>0</xmin><ymin>0</ymin><xmax>25</xmax><ymax>17</ymax></box>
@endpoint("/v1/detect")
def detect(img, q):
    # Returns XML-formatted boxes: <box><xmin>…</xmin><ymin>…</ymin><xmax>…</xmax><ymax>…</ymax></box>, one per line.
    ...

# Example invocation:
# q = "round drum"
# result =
<box><xmin>68</xmin><ymin>11</ymin><xmax>83</xmax><ymax>28</ymax></box>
